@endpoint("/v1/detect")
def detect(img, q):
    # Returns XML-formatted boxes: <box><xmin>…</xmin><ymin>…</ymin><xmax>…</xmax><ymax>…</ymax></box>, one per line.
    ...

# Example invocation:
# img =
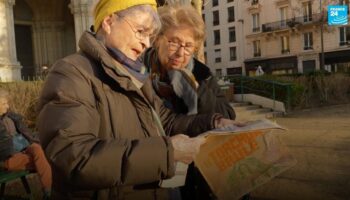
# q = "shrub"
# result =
<box><xmin>276</xmin><ymin>73</ymin><xmax>350</xmax><ymax>108</ymax></box>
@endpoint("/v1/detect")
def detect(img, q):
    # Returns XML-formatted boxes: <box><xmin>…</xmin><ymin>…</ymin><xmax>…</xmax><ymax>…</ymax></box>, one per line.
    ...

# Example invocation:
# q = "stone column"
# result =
<box><xmin>0</xmin><ymin>0</ymin><xmax>21</xmax><ymax>81</ymax></box>
<box><xmin>70</xmin><ymin>0</ymin><xmax>93</xmax><ymax>50</ymax></box>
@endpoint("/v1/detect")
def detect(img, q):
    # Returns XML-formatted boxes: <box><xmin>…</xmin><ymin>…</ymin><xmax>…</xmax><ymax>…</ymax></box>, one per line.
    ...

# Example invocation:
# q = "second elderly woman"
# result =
<box><xmin>144</xmin><ymin>5</ymin><xmax>237</xmax><ymax>200</ymax></box>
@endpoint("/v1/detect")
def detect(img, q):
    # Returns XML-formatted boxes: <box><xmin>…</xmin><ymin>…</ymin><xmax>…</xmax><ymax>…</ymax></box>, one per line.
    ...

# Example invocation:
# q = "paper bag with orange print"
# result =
<box><xmin>195</xmin><ymin>120</ymin><xmax>297</xmax><ymax>200</ymax></box>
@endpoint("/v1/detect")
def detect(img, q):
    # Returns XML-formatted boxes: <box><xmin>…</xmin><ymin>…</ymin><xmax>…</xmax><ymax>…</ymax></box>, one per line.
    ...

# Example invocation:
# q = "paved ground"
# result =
<box><xmin>251</xmin><ymin>104</ymin><xmax>350</xmax><ymax>200</ymax></box>
<box><xmin>3</xmin><ymin>104</ymin><xmax>350</xmax><ymax>199</ymax></box>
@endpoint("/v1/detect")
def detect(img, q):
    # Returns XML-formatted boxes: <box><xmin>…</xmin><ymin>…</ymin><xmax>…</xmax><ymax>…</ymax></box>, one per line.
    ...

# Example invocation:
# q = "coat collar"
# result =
<box><xmin>79</xmin><ymin>31</ymin><xmax>147</xmax><ymax>94</ymax></box>
<box><xmin>78</xmin><ymin>31</ymin><xmax>158</xmax><ymax>107</ymax></box>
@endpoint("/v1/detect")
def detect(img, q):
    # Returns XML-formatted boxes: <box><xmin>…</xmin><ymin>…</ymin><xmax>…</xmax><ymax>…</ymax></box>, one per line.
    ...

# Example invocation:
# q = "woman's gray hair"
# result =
<box><xmin>98</xmin><ymin>5</ymin><xmax>161</xmax><ymax>34</ymax></box>
<box><xmin>156</xmin><ymin>5</ymin><xmax>205</xmax><ymax>50</ymax></box>
<box><xmin>117</xmin><ymin>5</ymin><xmax>161</xmax><ymax>32</ymax></box>
<box><xmin>0</xmin><ymin>89</ymin><xmax>9</xmax><ymax>99</ymax></box>
<box><xmin>116</xmin><ymin>5</ymin><xmax>161</xmax><ymax>35</ymax></box>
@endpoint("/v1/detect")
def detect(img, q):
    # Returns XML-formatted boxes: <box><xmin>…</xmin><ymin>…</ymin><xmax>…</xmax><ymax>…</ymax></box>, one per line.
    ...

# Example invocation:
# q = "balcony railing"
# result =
<box><xmin>253</xmin><ymin>52</ymin><xmax>261</xmax><ymax>57</ymax></box>
<box><xmin>230</xmin><ymin>56</ymin><xmax>237</xmax><ymax>61</ymax></box>
<box><xmin>304</xmin><ymin>46</ymin><xmax>313</xmax><ymax>50</ymax></box>
<box><xmin>262</xmin><ymin>13</ymin><xmax>325</xmax><ymax>33</ymax></box>
<box><xmin>281</xmin><ymin>49</ymin><xmax>290</xmax><ymax>54</ymax></box>
<box><xmin>339</xmin><ymin>41</ymin><xmax>350</xmax><ymax>46</ymax></box>
<box><xmin>252</xmin><ymin>27</ymin><xmax>261</xmax><ymax>32</ymax></box>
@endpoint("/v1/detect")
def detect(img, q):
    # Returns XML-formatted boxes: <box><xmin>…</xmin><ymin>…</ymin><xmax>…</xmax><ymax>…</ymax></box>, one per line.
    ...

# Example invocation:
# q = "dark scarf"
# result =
<box><xmin>145</xmin><ymin>48</ymin><xmax>198</xmax><ymax>115</ymax></box>
<box><xmin>107</xmin><ymin>47</ymin><xmax>148</xmax><ymax>83</ymax></box>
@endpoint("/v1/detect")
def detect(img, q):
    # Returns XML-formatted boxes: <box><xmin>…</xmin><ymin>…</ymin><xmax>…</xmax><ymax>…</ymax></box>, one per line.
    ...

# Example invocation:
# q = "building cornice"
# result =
<box><xmin>248</xmin><ymin>4</ymin><xmax>261</xmax><ymax>13</ymax></box>
<box><xmin>275</xmin><ymin>0</ymin><xmax>290</xmax><ymax>7</ymax></box>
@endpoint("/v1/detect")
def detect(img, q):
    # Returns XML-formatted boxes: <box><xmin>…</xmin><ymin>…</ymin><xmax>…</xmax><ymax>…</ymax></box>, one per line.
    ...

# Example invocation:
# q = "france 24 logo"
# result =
<box><xmin>328</xmin><ymin>5</ymin><xmax>348</xmax><ymax>25</ymax></box>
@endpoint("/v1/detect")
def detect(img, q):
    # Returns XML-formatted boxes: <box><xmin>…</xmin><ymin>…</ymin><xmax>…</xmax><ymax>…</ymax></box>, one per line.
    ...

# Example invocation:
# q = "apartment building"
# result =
<box><xmin>202</xmin><ymin>0</ymin><xmax>244</xmax><ymax>76</ymax></box>
<box><xmin>243</xmin><ymin>0</ymin><xmax>350</xmax><ymax>76</ymax></box>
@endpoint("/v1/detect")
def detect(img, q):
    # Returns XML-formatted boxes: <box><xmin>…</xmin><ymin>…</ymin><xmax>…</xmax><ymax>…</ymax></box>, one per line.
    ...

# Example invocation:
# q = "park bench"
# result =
<box><xmin>0</xmin><ymin>170</ymin><xmax>32</xmax><ymax>199</ymax></box>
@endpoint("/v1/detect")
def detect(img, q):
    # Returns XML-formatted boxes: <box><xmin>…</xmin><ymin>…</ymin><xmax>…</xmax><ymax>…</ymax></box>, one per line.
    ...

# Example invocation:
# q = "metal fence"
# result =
<box><xmin>220</xmin><ymin>75</ymin><xmax>293</xmax><ymax>111</ymax></box>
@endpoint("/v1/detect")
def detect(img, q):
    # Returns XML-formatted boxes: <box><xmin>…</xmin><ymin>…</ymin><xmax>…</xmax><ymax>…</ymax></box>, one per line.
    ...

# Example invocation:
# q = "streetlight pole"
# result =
<box><xmin>320</xmin><ymin>0</ymin><xmax>325</xmax><ymax>70</ymax></box>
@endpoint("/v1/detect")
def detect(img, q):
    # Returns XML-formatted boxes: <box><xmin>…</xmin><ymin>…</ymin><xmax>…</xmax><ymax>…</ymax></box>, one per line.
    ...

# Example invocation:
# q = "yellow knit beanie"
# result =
<box><xmin>94</xmin><ymin>0</ymin><xmax>157</xmax><ymax>32</ymax></box>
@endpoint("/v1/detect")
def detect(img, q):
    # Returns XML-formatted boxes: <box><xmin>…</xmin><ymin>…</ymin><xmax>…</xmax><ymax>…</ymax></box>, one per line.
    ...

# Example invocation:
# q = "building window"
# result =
<box><xmin>229</xmin><ymin>27</ymin><xmax>236</xmax><ymax>43</ymax></box>
<box><xmin>204</xmin><ymin>52</ymin><xmax>207</xmax><ymax>64</ymax></box>
<box><xmin>281</xmin><ymin>36</ymin><xmax>290</xmax><ymax>54</ymax></box>
<box><xmin>214</xmin><ymin>30</ymin><xmax>220</xmax><ymax>45</ymax></box>
<box><xmin>202</xmin><ymin>14</ymin><xmax>205</xmax><ymax>22</ymax></box>
<box><xmin>227</xmin><ymin>0</ymin><xmax>234</xmax><ymax>2</ymax></box>
<box><xmin>252</xmin><ymin>13</ymin><xmax>260</xmax><ymax>32</ymax></box>
<box><xmin>213</xmin><ymin>0</ymin><xmax>218</xmax><ymax>7</ymax></box>
<box><xmin>215</xmin><ymin>49</ymin><xmax>221</xmax><ymax>63</ymax></box>
<box><xmin>213</xmin><ymin>10</ymin><xmax>219</xmax><ymax>26</ymax></box>
<box><xmin>230</xmin><ymin>47</ymin><xmax>237</xmax><ymax>61</ymax></box>
<box><xmin>280</xmin><ymin>7</ymin><xmax>288</xmax><ymax>27</ymax></box>
<box><xmin>228</xmin><ymin>6</ymin><xmax>235</xmax><ymax>22</ymax></box>
<box><xmin>216</xmin><ymin>69</ymin><xmax>222</xmax><ymax>76</ymax></box>
<box><xmin>339</xmin><ymin>26</ymin><xmax>350</xmax><ymax>45</ymax></box>
<box><xmin>253</xmin><ymin>40</ymin><xmax>261</xmax><ymax>57</ymax></box>
<box><xmin>302</xmin><ymin>1</ymin><xmax>312</xmax><ymax>22</ymax></box>
<box><xmin>339</xmin><ymin>0</ymin><xmax>350</xmax><ymax>14</ymax></box>
<box><xmin>227</xmin><ymin>67</ymin><xmax>242</xmax><ymax>75</ymax></box>
<box><xmin>304</xmin><ymin>32</ymin><xmax>313</xmax><ymax>50</ymax></box>
<box><xmin>251</xmin><ymin>0</ymin><xmax>259</xmax><ymax>5</ymax></box>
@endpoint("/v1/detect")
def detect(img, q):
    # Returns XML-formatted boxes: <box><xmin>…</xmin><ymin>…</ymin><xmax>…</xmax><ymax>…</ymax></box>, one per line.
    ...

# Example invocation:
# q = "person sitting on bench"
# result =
<box><xmin>0</xmin><ymin>89</ymin><xmax>51</xmax><ymax>199</ymax></box>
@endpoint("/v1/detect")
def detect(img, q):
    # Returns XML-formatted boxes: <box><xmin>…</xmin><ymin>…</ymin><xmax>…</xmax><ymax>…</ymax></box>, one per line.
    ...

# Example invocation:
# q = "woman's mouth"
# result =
<box><xmin>170</xmin><ymin>59</ymin><xmax>181</xmax><ymax>65</ymax></box>
<box><xmin>132</xmin><ymin>49</ymin><xmax>141</xmax><ymax>57</ymax></box>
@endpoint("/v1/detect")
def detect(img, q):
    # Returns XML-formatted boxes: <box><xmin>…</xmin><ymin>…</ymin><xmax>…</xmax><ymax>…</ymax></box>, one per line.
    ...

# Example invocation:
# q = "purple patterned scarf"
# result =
<box><xmin>107</xmin><ymin>47</ymin><xmax>148</xmax><ymax>83</ymax></box>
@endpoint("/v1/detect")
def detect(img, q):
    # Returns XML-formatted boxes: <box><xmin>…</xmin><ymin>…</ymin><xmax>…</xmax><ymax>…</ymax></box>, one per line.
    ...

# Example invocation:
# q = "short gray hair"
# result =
<box><xmin>117</xmin><ymin>5</ymin><xmax>161</xmax><ymax>35</ymax></box>
<box><xmin>156</xmin><ymin>5</ymin><xmax>205</xmax><ymax>50</ymax></box>
<box><xmin>96</xmin><ymin>5</ymin><xmax>161</xmax><ymax>35</ymax></box>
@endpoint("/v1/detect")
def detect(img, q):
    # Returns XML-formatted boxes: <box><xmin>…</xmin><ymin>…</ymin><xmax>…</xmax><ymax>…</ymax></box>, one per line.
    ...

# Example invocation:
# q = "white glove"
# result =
<box><xmin>170</xmin><ymin>134</ymin><xmax>206</xmax><ymax>164</ymax></box>
<box><xmin>214</xmin><ymin>118</ymin><xmax>246</xmax><ymax>129</ymax></box>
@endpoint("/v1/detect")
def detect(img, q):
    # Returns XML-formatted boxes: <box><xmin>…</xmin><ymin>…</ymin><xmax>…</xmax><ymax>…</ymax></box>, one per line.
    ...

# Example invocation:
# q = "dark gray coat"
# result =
<box><xmin>37</xmin><ymin>32</ymin><xmax>217</xmax><ymax>200</ymax></box>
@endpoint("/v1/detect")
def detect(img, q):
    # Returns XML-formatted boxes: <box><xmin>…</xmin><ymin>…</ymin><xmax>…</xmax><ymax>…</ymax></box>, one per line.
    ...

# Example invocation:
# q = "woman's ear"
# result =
<box><xmin>101</xmin><ymin>15</ymin><xmax>114</xmax><ymax>34</ymax></box>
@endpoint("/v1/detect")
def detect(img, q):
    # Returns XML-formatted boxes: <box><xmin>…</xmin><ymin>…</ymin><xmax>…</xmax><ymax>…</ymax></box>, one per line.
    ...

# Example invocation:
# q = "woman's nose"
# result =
<box><xmin>141</xmin><ymin>36</ymin><xmax>150</xmax><ymax>49</ymax></box>
<box><xmin>175</xmin><ymin>46</ymin><xmax>185</xmax><ymax>56</ymax></box>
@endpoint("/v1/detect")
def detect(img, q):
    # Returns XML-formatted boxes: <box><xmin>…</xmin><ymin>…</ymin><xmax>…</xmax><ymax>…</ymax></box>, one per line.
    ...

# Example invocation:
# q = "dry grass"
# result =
<box><xmin>0</xmin><ymin>80</ymin><xmax>44</xmax><ymax>129</ymax></box>
<box><xmin>0</xmin><ymin>81</ymin><xmax>44</xmax><ymax>199</ymax></box>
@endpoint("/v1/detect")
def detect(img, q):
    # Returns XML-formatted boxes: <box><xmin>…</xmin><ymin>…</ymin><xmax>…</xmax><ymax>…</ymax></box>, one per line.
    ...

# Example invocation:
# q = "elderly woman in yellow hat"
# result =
<box><xmin>35</xmin><ymin>0</ymin><xmax>236</xmax><ymax>199</ymax></box>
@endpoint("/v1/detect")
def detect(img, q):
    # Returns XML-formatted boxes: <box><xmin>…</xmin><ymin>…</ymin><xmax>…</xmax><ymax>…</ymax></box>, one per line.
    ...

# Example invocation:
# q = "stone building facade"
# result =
<box><xmin>242</xmin><ymin>0</ymin><xmax>350</xmax><ymax>76</ymax></box>
<box><xmin>0</xmin><ymin>0</ymin><xmax>95</xmax><ymax>81</ymax></box>
<box><xmin>203</xmin><ymin>0</ymin><xmax>350</xmax><ymax>76</ymax></box>
<box><xmin>202</xmin><ymin>0</ymin><xmax>244</xmax><ymax>76</ymax></box>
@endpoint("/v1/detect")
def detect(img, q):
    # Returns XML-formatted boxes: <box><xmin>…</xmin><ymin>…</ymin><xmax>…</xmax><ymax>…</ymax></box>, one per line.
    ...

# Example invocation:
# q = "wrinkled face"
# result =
<box><xmin>103</xmin><ymin>11</ymin><xmax>156</xmax><ymax>61</ymax></box>
<box><xmin>0</xmin><ymin>97</ymin><xmax>9</xmax><ymax>116</ymax></box>
<box><xmin>157</xmin><ymin>26</ymin><xmax>196</xmax><ymax>70</ymax></box>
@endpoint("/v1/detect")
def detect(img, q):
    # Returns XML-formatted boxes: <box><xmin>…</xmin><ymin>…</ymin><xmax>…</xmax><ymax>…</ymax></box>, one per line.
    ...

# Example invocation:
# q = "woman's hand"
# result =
<box><xmin>170</xmin><ymin>134</ymin><xmax>206</xmax><ymax>164</ymax></box>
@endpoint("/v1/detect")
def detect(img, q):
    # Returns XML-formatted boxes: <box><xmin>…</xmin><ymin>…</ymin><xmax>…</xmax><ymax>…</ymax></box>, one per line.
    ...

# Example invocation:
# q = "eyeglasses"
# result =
<box><xmin>116</xmin><ymin>14</ymin><xmax>154</xmax><ymax>41</ymax></box>
<box><xmin>167</xmin><ymin>41</ymin><xmax>195</xmax><ymax>56</ymax></box>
